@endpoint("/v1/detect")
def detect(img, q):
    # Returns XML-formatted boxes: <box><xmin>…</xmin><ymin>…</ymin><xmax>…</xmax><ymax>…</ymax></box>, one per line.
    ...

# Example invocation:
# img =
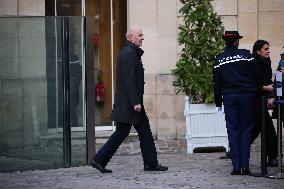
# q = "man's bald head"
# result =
<box><xmin>126</xmin><ymin>27</ymin><xmax>144</xmax><ymax>47</ymax></box>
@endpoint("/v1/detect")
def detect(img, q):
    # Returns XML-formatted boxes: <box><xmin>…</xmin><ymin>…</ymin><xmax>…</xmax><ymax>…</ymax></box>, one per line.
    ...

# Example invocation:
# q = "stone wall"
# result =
<box><xmin>0</xmin><ymin>0</ymin><xmax>45</xmax><ymax>16</ymax></box>
<box><xmin>257</xmin><ymin>0</ymin><xmax>284</xmax><ymax>70</ymax></box>
<box><xmin>144</xmin><ymin>74</ymin><xmax>186</xmax><ymax>140</ymax></box>
<box><xmin>128</xmin><ymin>0</ymin><xmax>184</xmax><ymax>140</ymax></box>
<box><xmin>128</xmin><ymin>0</ymin><xmax>178</xmax><ymax>75</ymax></box>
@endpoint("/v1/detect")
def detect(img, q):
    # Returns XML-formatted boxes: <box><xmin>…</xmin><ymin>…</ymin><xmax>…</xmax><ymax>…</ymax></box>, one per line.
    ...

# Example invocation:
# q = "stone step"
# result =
<box><xmin>95</xmin><ymin>131</ymin><xmax>139</xmax><ymax>144</ymax></box>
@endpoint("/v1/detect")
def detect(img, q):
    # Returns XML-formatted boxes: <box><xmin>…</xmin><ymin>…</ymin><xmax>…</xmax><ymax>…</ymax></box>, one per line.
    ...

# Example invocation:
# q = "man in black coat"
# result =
<box><xmin>90</xmin><ymin>27</ymin><xmax>168</xmax><ymax>173</ymax></box>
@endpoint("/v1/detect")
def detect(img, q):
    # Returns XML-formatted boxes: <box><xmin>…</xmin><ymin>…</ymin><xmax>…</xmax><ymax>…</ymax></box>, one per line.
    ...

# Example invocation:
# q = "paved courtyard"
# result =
<box><xmin>0</xmin><ymin>151</ymin><xmax>283</xmax><ymax>189</ymax></box>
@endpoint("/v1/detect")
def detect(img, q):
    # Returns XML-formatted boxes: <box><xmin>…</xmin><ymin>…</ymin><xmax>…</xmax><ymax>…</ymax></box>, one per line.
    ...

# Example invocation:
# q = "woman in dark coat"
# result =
<box><xmin>251</xmin><ymin>39</ymin><xmax>278</xmax><ymax>167</ymax></box>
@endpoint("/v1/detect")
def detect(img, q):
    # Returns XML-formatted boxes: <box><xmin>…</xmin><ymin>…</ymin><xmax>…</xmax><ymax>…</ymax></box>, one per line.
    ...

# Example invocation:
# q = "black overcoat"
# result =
<box><xmin>111</xmin><ymin>41</ymin><xmax>148</xmax><ymax>124</ymax></box>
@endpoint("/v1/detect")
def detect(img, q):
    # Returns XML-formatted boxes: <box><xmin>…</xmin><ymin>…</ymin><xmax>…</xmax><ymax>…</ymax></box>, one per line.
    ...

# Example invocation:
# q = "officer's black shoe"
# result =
<box><xmin>230</xmin><ymin>170</ymin><xmax>241</xmax><ymax>175</ymax></box>
<box><xmin>241</xmin><ymin>168</ymin><xmax>251</xmax><ymax>175</ymax></box>
<box><xmin>144</xmin><ymin>164</ymin><xmax>168</xmax><ymax>171</ymax></box>
<box><xmin>267</xmin><ymin>158</ymin><xmax>278</xmax><ymax>167</ymax></box>
<box><xmin>226</xmin><ymin>151</ymin><xmax>231</xmax><ymax>158</ymax></box>
<box><xmin>90</xmin><ymin>160</ymin><xmax>112</xmax><ymax>173</ymax></box>
<box><xmin>220</xmin><ymin>151</ymin><xmax>231</xmax><ymax>159</ymax></box>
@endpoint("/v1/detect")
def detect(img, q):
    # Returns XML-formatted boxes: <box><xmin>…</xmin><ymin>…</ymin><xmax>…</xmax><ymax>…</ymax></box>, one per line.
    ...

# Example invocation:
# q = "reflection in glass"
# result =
<box><xmin>0</xmin><ymin>17</ymin><xmax>85</xmax><ymax>172</ymax></box>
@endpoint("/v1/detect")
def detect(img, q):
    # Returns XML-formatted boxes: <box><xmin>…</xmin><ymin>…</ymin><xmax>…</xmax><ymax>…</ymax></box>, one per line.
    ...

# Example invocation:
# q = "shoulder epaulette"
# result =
<box><xmin>239</xmin><ymin>49</ymin><xmax>251</xmax><ymax>53</ymax></box>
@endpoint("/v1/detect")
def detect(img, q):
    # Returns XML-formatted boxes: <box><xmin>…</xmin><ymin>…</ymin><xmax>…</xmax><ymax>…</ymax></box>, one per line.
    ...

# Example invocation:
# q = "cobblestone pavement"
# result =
<box><xmin>0</xmin><ymin>151</ymin><xmax>284</xmax><ymax>189</ymax></box>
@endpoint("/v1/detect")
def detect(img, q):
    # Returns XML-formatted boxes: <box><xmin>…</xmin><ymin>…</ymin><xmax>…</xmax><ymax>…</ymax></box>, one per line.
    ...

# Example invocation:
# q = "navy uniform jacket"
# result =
<box><xmin>111</xmin><ymin>41</ymin><xmax>148</xmax><ymax>124</ymax></box>
<box><xmin>213</xmin><ymin>45</ymin><xmax>259</xmax><ymax>107</ymax></box>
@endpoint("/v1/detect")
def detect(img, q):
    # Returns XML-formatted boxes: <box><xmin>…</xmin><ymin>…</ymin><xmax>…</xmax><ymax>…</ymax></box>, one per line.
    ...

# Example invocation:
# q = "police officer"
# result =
<box><xmin>213</xmin><ymin>31</ymin><xmax>259</xmax><ymax>175</ymax></box>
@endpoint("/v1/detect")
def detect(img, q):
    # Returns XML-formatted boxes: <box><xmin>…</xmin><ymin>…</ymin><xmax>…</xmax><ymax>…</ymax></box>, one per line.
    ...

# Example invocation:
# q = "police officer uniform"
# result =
<box><xmin>213</xmin><ymin>31</ymin><xmax>259</xmax><ymax>175</ymax></box>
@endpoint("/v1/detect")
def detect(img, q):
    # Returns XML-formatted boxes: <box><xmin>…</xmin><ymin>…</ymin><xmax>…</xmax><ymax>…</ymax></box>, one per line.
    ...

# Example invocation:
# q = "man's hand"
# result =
<box><xmin>134</xmin><ymin>104</ymin><xmax>141</xmax><ymax>112</ymax></box>
<box><xmin>280</xmin><ymin>67</ymin><xmax>284</xmax><ymax>75</ymax></box>
<box><xmin>216</xmin><ymin>107</ymin><xmax>223</xmax><ymax>114</ymax></box>
<box><xmin>263</xmin><ymin>84</ymin><xmax>274</xmax><ymax>92</ymax></box>
<box><xmin>267</xmin><ymin>98</ymin><xmax>275</xmax><ymax>110</ymax></box>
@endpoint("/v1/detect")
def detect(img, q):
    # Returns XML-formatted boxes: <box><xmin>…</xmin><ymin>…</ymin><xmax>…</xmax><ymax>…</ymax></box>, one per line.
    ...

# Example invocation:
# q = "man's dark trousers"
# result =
<box><xmin>93</xmin><ymin>121</ymin><xmax>158</xmax><ymax>168</ymax></box>
<box><xmin>224</xmin><ymin>92</ymin><xmax>254</xmax><ymax>171</ymax></box>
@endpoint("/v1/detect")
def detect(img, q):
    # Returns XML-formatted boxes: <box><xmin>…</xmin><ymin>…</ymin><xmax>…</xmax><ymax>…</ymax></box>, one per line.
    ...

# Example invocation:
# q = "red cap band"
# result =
<box><xmin>223</xmin><ymin>34</ymin><xmax>240</xmax><ymax>37</ymax></box>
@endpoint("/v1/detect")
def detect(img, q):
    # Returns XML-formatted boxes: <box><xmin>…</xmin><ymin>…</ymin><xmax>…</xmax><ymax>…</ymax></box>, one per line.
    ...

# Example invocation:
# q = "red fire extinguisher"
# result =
<box><xmin>93</xmin><ymin>32</ymin><xmax>99</xmax><ymax>49</ymax></box>
<box><xmin>95</xmin><ymin>71</ymin><xmax>104</xmax><ymax>103</ymax></box>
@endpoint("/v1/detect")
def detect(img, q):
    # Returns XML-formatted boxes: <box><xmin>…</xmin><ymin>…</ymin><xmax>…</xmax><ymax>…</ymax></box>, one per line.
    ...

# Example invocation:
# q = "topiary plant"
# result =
<box><xmin>172</xmin><ymin>0</ymin><xmax>225</xmax><ymax>103</ymax></box>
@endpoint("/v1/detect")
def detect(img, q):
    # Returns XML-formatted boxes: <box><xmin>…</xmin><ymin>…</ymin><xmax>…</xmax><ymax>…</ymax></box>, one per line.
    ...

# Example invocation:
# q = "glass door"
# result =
<box><xmin>46</xmin><ymin>0</ymin><xmax>88</xmax><ymax>166</ymax></box>
<box><xmin>0</xmin><ymin>16</ymin><xmax>86</xmax><ymax>172</ymax></box>
<box><xmin>46</xmin><ymin>16</ymin><xmax>86</xmax><ymax>167</ymax></box>
<box><xmin>46</xmin><ymin>0</ymin><xmax>85</xmax><ymax>132</ymax></box>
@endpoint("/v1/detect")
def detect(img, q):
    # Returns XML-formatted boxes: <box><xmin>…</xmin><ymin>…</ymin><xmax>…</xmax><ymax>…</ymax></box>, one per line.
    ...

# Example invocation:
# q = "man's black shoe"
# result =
<box><xmin>144</xmin><ymin>164</ymin><xmax>168</xmax><ymax>171</ymax></box>
<box><xmin>241</xmin><ymin>168</ymin><xmax>251</xmax><ymax>175</ymax></box>
<box><xmin>267</xmin><ymin>158</ymin><xmax>278</xmax><ymax>167</ymax></box>
<box><xmin>90</xmin><ymin>160</ymin><xmax>112</xmax><ymax>173</ymax></box>
<box><xmin>230</xmin><ymin>170</ymin><xmax>241</xmax><ymax>175</ymax></box>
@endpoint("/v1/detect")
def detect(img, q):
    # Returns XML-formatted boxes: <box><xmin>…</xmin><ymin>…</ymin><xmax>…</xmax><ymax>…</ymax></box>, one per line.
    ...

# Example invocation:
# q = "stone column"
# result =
<box><xmin>0</xmin><ymin>0</ymin><xmax>45</xmax><ymax>16</ymax></box>
<box><xmin>18</xmin><ymin>0</ymin><xmax>45</xmax><ymax>16</ymax></box>
<box><xmin>238</xmin><ymin>0</ymin><xmax>258</xmax><ymax>49</ymax></box>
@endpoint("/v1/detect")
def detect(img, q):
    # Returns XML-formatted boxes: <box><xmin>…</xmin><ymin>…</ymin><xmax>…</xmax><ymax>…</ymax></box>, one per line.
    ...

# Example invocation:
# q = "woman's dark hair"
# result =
<box><xmin>252</xmin><ymin>40</ymin><xmax>269</xmax><ymax>56</ymax></box>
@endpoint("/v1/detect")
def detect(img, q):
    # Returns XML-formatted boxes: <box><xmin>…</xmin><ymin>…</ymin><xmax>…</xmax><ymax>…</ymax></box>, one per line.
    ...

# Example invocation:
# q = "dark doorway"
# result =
<box><xmin>86</xmin><ymin>0</ymin><xmax>127</xmax><ymax>127</ymax></box>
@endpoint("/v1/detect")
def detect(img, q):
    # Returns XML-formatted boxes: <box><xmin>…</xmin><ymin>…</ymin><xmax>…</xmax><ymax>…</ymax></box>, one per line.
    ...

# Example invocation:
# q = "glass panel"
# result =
<box><xmin>69</xmin><ymin>17</ymin><xmax>85</xmax><ymax>166</ymax></box>
<box><xmin>46</xmin><ymin>16</ymin><xmax>85</xmax><ymax>166</ymax></box>
<box><xmin>0</xmin><ymin>17</ymin><xmax>63</xmax><ymax>172</ymax></box>
<box><xmin>69</xmin><ymin>18</ymin><xmax>84</xmax><ymax>129</ymax></box>
<box><xmin>0</xmin><ymin>16</ymin><xmax>86</xmax><ymax>172</ymax></box>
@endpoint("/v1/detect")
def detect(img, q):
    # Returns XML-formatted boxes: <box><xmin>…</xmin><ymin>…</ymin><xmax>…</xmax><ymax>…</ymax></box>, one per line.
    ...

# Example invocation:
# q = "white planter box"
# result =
<box><xmin>184</xmin><ymin>96</ymin><xmax>229</xmax><ymax>154</ymax></box>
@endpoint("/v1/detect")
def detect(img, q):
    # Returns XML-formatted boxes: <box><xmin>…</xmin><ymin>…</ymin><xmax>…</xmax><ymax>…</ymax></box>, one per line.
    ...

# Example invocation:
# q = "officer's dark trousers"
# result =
<box><xmin>252</xmin><ymin>96</ymin><xmax>277</xmax><ymax>160</ymax></box>
<box><xmin>93</xmin><ymin>122</ymin><xmax>158</xmax><ymax>168</ymax></box>
<box><xmin>224</xmin><ymin>92</ymin><xmax>254</xmax><ymax>171</ymax></box>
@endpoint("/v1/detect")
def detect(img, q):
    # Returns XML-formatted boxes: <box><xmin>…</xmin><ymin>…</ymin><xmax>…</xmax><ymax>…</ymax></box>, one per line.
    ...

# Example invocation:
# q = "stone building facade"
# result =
<box><xmin>0</xmin><ymin>0</ymin><xmax>284</xmax><ymax>142</ymax></box>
